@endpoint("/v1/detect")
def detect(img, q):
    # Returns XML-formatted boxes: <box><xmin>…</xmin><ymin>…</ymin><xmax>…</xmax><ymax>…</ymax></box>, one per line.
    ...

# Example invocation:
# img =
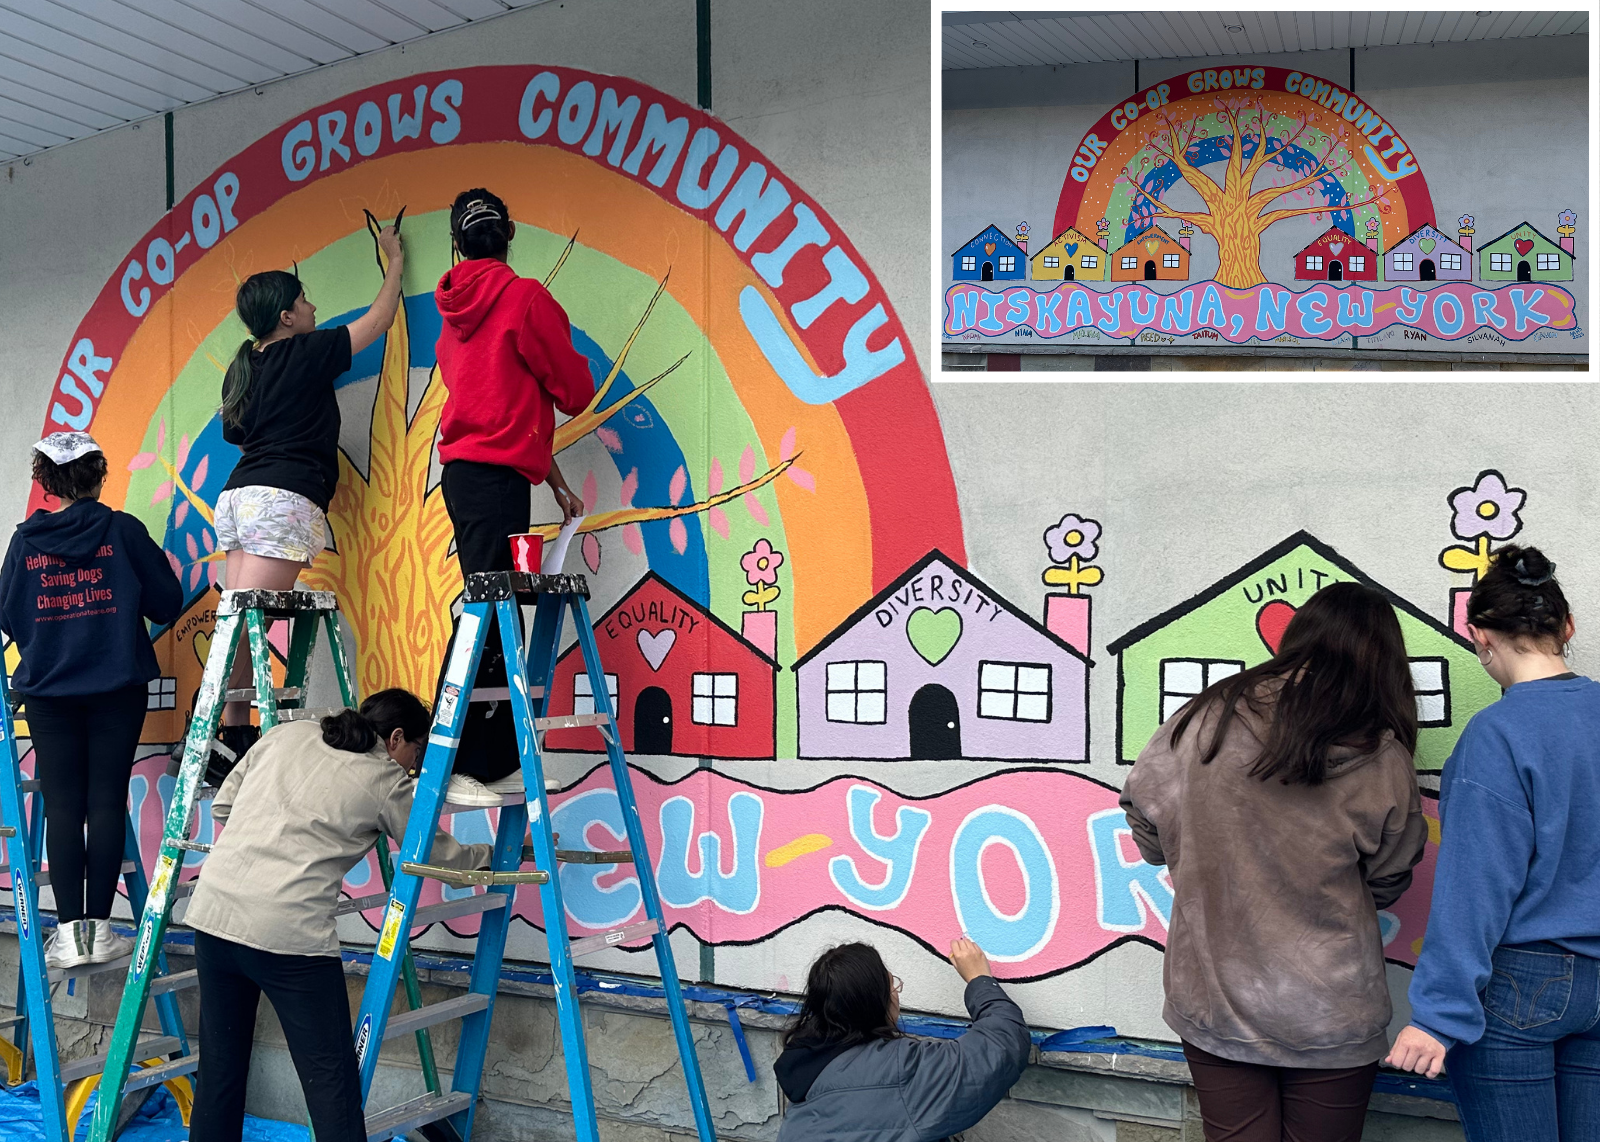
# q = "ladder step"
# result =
<box><xmin>411</xmin><ymin>893</ymin><xmax>509</xmax><ymax>926</ymax></box>
<box><xmin>570</xmin><ymin>918</ymin><xmax>661</xmax><ymax>958</ymax></box>
<box><xmin>123</xmin><ymin>1051</ymin><xmax>200</xmax><ymax>1094</ymax></box>
<box><xmin>225</xmin><ymin>686</ymin><xmax>304</xmax><ymax>704</ymax></box>
<box><xmin>0</xmin><ymin>1014</ymin><xmax>24</xmax><ymax>1030</ymax></box>
<box><xmin>467</xmin><ymin>685</ymin><xmax>544</xmax><ymax>702</ymax></box>
<box><xmin>383</xmin><ymin>993</ymin><xmax>490</xmax><ymax>1042</ymax></box>
<box><xmin>401</xmin><ymin>863</ymin><xmax>549</xmax><ymax>889</ymax></box>
<box><xmin>217</xmin><ymin>588</ymin><xmax>339</xmax><ymax>616</ymax></box>
<box><xmin>2</xmin><ymin>859</ymin><xmax>139</xmax><ymax>889</ymax></box>
<box><xmin>335</xmin><ymin>891</ymin><xmax>392</xmax><ymax>916</ymax></box>
<box><xmin>150</xmin><ymin>969</ymin><xmax>199</xmax><ymax>996</ymax></box>
<box><xmin>365</xmin><ymin>1090</ymin><xmax>473</xmax><ymax>1142</ymax></box>
<box><xmin>281</xmin><ymin>707</ymin><xmax>346</xmax><ymax>723</ymax></box>
<box><xmin>171</xmin><ymin>840</ymin><xmax>211</xmax><ymax>854</ymax></box>
<box><xmin>59</xmin><ymin>1035</ymin><xmax>182</xmax><ymax>1084</ymax></box>
<box><xmin>534</xmin><ymin>713</ymin><xmax>611</xmax><ymax>731</ymax></box>
<box><xmin>48</xmin><ymin>951</ymin><xmax>137</xmax><ymax>985</ymax></box>
<box><xmin>461</xmin><ymin>570</ymin><xmax>589</xmax><ymax>601</ymax></box>
<box><xmin>20</xmin><ymin>780</ymin><xmax>38</xmax><ymax>794</ymax></box>
<box><xmin>556</xmin><ymin>849</ymin><xmax>634</xmax><ymax>865</ymax></box>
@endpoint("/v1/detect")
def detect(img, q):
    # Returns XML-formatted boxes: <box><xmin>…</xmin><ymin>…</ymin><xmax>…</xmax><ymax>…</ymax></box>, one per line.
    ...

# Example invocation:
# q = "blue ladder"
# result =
<box><xmin>0</xmin><ymin>662</ymin><xmax>197</xmax><ymax>1142</ymax></box>
<box><xmin>351</xmin><ymin>570</ymin><xmax>715</xmax><ymax>1142</ymax></box>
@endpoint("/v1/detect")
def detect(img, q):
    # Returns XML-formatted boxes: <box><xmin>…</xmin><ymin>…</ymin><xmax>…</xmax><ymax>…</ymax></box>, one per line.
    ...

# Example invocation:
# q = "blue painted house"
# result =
<box><xmin>952</xmin><ymin>225</ymin><xmax>1027</xmax><ymax>282</ymax></box>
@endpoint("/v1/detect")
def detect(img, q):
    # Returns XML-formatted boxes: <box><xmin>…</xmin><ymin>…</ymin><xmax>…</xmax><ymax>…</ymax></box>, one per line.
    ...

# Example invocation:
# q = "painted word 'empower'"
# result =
<box><xmin>945</xmin><ymin>281</ymin><xmax>1580</xmax><ymax>345</ymax></box>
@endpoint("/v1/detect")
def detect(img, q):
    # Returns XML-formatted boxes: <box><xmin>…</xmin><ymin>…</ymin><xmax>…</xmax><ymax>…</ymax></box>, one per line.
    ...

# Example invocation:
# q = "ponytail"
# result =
<box><xmin>222</xmin><ymin>269</ymin><xmax>304</xmax><ymax>427</ymax></box>
<box><xmin>321</xmin><ymin>687</ymin><xmax>431</xmax><ymax>754</ymax></box>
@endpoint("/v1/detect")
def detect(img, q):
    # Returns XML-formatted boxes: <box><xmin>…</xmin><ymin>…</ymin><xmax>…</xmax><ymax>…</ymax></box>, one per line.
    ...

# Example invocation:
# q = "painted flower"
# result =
<box><xmin>1448</xmin><ymin>470</ymin><xmax>1525</xmax><ymax>541</ymax></box>
<box><xmin>1044</xmin><ymin>513</ymin><xmax>1101</xmax><ymax>564</ymax></box>
<box><xmin>1559</xmin><ymin>209</ymin><xmax>1577</xmax><ymax>229</ymax></box>
<box><xmin>1458</xmin><ymin>214</ymin><xmax>1474</xmax><ymax>230</ymax></box>
<box><xmin>741</xmin><ymin>539</ymin><xmax>784</xmax><ymax>586</ymax></box>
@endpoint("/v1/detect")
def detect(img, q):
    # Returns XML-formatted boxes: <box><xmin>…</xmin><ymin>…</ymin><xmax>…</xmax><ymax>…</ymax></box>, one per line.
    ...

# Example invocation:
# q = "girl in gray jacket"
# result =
<box><xmin>774</xmin><ymin>938</ymin><xmax>1030</xmax><ymax>1141</ymax></box>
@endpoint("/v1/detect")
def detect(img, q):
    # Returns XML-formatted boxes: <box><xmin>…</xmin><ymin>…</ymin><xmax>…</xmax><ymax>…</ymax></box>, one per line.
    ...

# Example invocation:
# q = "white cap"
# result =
<box><xmin>32</xmin><ymin>431</ymin><xmax>103</xmax><ymax>465</ymax></box>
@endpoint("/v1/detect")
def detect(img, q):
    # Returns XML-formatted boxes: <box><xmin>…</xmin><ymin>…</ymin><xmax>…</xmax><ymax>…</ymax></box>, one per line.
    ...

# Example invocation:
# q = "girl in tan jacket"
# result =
<box><xmin>1120</xmin><ymin>581</ymin><xmax>1428</xmax><ymax>1142</ymax></box>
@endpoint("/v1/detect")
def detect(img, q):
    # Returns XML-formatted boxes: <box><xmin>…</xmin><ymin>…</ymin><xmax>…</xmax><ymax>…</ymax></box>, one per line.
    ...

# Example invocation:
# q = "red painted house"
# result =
<box><xmin>542</xmin><ymin>572</ymin><xmax>778</xmax><ymax>759</ymax></box>
<box><xmin>1292</xmin><ymin>225</ymin><xmax>1377</xmax><ymax>282</ymax></box>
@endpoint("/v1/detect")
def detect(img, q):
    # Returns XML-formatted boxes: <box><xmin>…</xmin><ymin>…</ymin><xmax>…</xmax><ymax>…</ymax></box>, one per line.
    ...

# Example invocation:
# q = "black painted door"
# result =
<box><xmin>1420</xmin><ymin>259</ymin><xmax>1436</xmax><ymax>281</ymax></box>
<box><xmin>908</xmin><ymin>684</ymin><xmax>961</xmax><ymax>760</ymax></box>
<box><xmin>1517</xmin><ymin>260</ymin><xmax>1532</xmax><ymax>282</ymax></box>
<box><xmin>1144</xmin><ymin>260</ymin><xmax>1157</xmax><ymax>279</ymax></box>
<box><xmin>634</xmin><ymin>686</ymin><xmax>673</xmax><ymax>754</ymax></box>
<box><xmin>981</xmin><ymin>262</ymin><xmax>994</xmax><ymax>281</ymax></box>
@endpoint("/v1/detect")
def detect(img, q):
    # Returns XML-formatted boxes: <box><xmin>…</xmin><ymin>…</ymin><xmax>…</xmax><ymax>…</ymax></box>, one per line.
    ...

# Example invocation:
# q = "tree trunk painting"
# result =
<box><xmin>1115</xmin><ymin>96</ymin><xmax>1395</xmax><ymax>289</ymax></box>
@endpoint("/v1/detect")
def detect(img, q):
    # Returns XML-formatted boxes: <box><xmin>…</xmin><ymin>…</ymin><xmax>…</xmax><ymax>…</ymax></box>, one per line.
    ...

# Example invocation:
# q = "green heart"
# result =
<box><xmin>906</xmin><ymin>607</ymin><xmax>962</xmax><ymax>666</ymax></box>
<box><xmin>1419</xmin><ymin>238</ymin><xmax>1436</xmax><ymax>254</ymax></box>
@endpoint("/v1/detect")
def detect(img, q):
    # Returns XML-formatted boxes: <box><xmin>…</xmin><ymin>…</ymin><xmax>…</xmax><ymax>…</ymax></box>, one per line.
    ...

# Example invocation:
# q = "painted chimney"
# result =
<box><xmin>1558</xmin><ymin>209</ymin><xmax>1577</xmax><ymax>254</ymax></box>
<box><xmin>1178</xmin><ymin>221</ymin><xmax>1193</xmax><ymax>251</ymax></box>
<box><xmin>1045</xmin><ymin>594</ymin><xmax>1092</xmax><ymax>657</ymax></box>
<box><xmin>1365</xmin><ymin>217</ymin><xmax>1381</xmax><ymax>253</ymax></box>
<box><xmin>742</xmin><ymin>611</ymin><xmax>777</xmax><ymax>660</ymax></box>
<box><xmin>1458</xmin><ymin>214</ymin><xmax>1475</xmax><ymax>254</ymax></box>
<box><xmin>1014</xmin><ymin>221</ymin><xmax>1030</xmax><ymax>255</ymax></box>
<box><xmin>1096</xmin><ymin>217</ymin><xmax>1110</xmax><ymax>250</ymax></box>
<box><xmin>1450</xmin><ymin>587</ymin><xmax>1473</xmax><ymax>641</ymax></box>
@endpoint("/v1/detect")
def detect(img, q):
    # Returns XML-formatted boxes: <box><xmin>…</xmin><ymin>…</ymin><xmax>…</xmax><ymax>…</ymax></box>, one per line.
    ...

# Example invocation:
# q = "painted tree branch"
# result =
<box><xmin>522</xmin><ymin>456</ymin><xmax>799</xmax><ymax>541</ymax></box>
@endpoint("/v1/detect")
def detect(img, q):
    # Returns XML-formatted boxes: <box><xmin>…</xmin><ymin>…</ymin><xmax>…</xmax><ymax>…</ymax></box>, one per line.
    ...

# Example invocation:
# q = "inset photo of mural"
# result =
<box><xmin>942</xmin><ymin>10</ymin><xmax>1588</xmax><ymax>371</ymax></box>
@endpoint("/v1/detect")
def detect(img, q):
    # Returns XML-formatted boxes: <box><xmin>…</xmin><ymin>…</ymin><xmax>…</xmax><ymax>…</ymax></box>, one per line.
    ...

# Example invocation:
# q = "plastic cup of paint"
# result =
<box><xmin>510</xmin><ymin>533</ymin><xmax>544</xmax><ymax>574</ymax></box>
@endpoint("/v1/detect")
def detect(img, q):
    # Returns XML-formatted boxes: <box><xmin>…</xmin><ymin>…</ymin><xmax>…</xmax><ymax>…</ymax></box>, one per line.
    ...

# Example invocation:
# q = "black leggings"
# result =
<box><xmin>190</xmin><ymin>931</ymin><xmax>365</xmax><ymax>1142</ymax></box>
<box><xmin>439</xmin><ymin>460</ymin><xmax>531</xmax><ymax>783</ymax></box>
<box><xmin>22</xmin><ymin>684</ymin><xmax>147</xmax><ymax>922</ymax></box>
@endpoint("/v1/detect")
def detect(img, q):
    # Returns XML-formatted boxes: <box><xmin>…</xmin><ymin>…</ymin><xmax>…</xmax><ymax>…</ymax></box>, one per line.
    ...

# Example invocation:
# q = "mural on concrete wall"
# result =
<box><xmin>945</xmin><ymin>67</ymin><xmax>1582</xmax><ymax>350</ymax></box>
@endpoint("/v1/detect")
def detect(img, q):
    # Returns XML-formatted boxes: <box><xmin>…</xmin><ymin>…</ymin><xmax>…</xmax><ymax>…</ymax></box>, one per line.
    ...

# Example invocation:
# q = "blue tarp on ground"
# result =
<box><xmin>0</xmin><ymin>1081</ymin><xmax>308</xmax><ymax>1142</ymax></box>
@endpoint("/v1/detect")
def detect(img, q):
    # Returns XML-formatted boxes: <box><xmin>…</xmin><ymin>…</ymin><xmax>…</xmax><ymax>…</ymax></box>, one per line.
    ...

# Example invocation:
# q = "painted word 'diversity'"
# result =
<box><xmin>945</xmin><ymin>281</ymin><xmax>1581</xmax><ymax>345</ymax></box>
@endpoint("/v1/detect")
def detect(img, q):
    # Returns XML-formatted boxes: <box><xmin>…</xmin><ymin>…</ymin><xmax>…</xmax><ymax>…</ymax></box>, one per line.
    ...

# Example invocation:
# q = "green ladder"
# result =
<box><xmin>85</xmin><ymin>588</ymin><xmax>438</xmax><ymax>1142</ymax></box>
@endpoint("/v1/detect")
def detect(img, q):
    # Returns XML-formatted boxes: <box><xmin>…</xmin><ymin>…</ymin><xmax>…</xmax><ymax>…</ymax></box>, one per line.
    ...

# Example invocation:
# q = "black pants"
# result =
<box><xmin>190</xmin><ymin>931</ymin><xmax>365</xmax><ymax>1142</ymax></box>
<box><xmin>22</xmin><ymin>683</ymin><xmax>146</xmax><ymax>922</ymax></box>
<box><xmin>1183</xmin><ymin>1042</ymin><xmax>1378</xmax><ymax>1142</ymax></box>
<box><xmin>439</xmin><ymin>460</ymin><xmax>532</xmax><ymax>783</ymax></box>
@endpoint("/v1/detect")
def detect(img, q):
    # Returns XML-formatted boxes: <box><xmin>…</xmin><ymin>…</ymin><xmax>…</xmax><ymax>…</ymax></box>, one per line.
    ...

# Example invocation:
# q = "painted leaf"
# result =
<box><xmin>708</xmin><ymin>458</ymin><xmax>723</xmax><ymax>496</ymax></box>
<box><xmin>623</xmin><ymin>522</ymin><xmax>643</xmax><ymax>556</ymax></box>
<box><xmin>668</xmin><ymin>517</ymin><xmax>687</xmax><ymax>555</ymax></box>
<box><xmin>780</xmin><ymin>427</ymin><xmax>797</xmax><ymax>461</ymax></box>
<box><xmin>596</xmin><ymin>426</ymin><xmax>623</xmax><ymax>454</ymax></box>
<box><xmin>185</xmin><ymin>533</ymin><xmax>199</xmax><ymax>560</ymax></box>
<box><xmin>582</xmin><ymin>533</ymin><xmax>601</xmax><ymax>573</ymax></box>
<box><xmin>127</xmin><ymin>452</ymin><xmax>156</xmax><ymax>471</ymax></box>
<box><xmin>582</xmin><ymin>470</ymin><xmax>598</xmax><ymax>513</ymax></box>
<box><xmin>174</xmin><ymin>500</ymin><xmax>189</xmax><ymax>528</ymax></box>
<box><xmin>786</xmin><ymin>467</ymin><xmax>816</xmax><ymax>493</ymax></box>
<box><xmin>152</xmin><ymin>480</ymin><xmax>173</xmax><ymax>505</ymax></box>
<box><xmin>191</xmin><ymin>455</ymin><xmax>210</xmax><ymax>491</ymax></box>
<box><xmin>739</xmin><ymin>445</ymin><xmax>755</xmax><ymax>484</ymax></box>
<box><xmin>165</xmin><ymin>551</ymin><xmax>181</xmax><ymax>576</ymax></box>
<box><xmin>743</xmin><ymin>491</ymin><xmax>769</xmax><ymax>527</ymax></box>
<box><xmin>156</xmin><ymin>420</ymin><xmax>166</xmax><ymax>452</ymax></box>
<box><xmin>189</xmin><ymin>564</ymin><xmax>202</xmax><ymax>590</ymax></box>
<box><xmin>708</xmin><ymin>506</ymin><xmax>730</xmax><ymax>540</ymax></box>
<box><xmin>207</xmin><ymin>562</ymin><xmax>218</xmax><ymax>586</ymax></box>
<box><xmin>620</xmin><ymin>468</ymin><xmax>638</xmax><ymax>507</ymax></box>
<box><xmin>669</xmin><ymin>465</ymin><xmax>687</xmax><ymax>507</ymax></box>
<box><xmin>176</xmin><ymin>434</ymin><xmax>191</xmax><ymax>471</ymax></box>
<box><xmin>202</xmin><ymin>529</ymin><xmax>214</xmax><ymax>554</ymax></box>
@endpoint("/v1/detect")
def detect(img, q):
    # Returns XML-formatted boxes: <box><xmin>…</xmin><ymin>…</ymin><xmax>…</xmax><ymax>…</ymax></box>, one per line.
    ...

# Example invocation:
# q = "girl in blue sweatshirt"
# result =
<box><xmin>0</xmin><ymin>433</ymin><xmax>183</xmax><ymax>970</ymax></box>
<box><xmin>1388</xmin><ymin>545</ymin><xmax>1600</xmax><ymax>1140</ymax></box>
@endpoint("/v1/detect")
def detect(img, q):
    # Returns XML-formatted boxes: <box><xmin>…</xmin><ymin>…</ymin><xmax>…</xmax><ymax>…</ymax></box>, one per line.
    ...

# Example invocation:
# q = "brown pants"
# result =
<box><xmin>1183</xmin><ymin>1042</ymin><xmax>1379</xmax><ymax>1142</ymax></box>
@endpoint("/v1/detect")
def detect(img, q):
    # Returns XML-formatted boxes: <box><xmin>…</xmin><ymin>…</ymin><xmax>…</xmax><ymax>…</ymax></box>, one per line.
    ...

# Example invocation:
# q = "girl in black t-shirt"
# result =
<box><xmin>204</xmin><ymin>226</ymin><xmax>404</xmax><ymax>778</ymax></box>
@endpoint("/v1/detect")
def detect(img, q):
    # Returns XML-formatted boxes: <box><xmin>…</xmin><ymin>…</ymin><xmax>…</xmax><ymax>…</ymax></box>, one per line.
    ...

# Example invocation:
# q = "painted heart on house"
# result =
<box><xmin>1255</xmin><ymin>600</ymin><xmax>1297</xmax><ymax>654</ymax></box>
<box><xmin>906</xmin><ymin>607</ymin><xmax>963</xmax><ymax>666</ymax></box>
<box><xmin>1329</xmin><ymin>242</ymin><xmax>1344</xmax><ymax>255</ymax></box>
<box><xmin>1514</xmin><ymin>238</ymin><xmax>1534</xmax><ymax>257</ymax></box>
<box><xmin>192</xmin><ymin>629</ymin><xmax>211</xmax><ymax>668</ymax></box>
<box><xmin>984</xmin><ymin>242</ymin><xmax>997</xmax><ymax>255</ymax></box>
<box><xmin>1418</xmin><ymin>238</ymin><xmax>1436</xmax><ymax>254</ymax></box>
<box><xmin>1065</xmin><ymin>242</ymin><xmax>1079</xmax><ymax>257</ymax></box>
<box><xmin>637</xmin><ymin>628</ymin><xmax>676</xmax><ymax>671</ymax></box>
<box><xmin>1144</xmin><ymin>238</ymin><xmax>1161</xmax><ymax>254</ymax></box>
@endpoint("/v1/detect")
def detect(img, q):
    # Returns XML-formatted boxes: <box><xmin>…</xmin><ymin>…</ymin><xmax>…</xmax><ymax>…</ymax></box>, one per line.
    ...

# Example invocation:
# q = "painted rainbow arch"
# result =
<box><xmin>33</xmin><ymin>66</ymin><xmax>960</xmax><ymax>691</ymax></box>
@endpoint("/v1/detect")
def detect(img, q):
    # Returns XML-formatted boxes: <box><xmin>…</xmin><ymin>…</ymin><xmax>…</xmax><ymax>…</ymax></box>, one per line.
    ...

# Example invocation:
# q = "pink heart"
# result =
<box><xmin>1328</xmin><ymin>242</ymin><xmax>1344</xmax><ymax>255</ymax></box>
<box><xmin>637</xmin><ymin>628</ymin><xmax>676</xmax><ymax>671</ymax></box>
<box><xmin>1514</xmin><ymin>238</ymin><xmax>1534</xmax><ymax>257</ymax></box>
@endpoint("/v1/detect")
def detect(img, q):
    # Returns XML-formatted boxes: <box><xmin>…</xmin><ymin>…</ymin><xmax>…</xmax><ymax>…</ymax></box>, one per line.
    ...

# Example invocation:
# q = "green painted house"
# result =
<box><xmin>1477</xmin><ymin>221</ymin><xmax>1573</xmax><ymax>282</ymax></box>
<box><xmin>1106</xmin><ymin>531</ymin><xmax>1499</xmax><ymax>772</ymax></box>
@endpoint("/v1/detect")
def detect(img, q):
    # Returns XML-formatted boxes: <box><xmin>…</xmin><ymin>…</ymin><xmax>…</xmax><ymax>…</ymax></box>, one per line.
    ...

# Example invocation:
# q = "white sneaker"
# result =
<box><xmin>45</xmin><ymin>921</ymin><xmax>91</xmax><ymax>971</ymax></box>
<box><xmin>445</xmin><ymin>773</ymin><xmax>503</xmax><ymax>808</ymax></box>
<box><xmin>86</xmin><ymin>919</ymin><xmax>134</xmax><ymax>965</ymax></box>
<box><xmin>484</xmin><ymin>774</ymin><xmax>526</xmax><ymax>801</ymax></box>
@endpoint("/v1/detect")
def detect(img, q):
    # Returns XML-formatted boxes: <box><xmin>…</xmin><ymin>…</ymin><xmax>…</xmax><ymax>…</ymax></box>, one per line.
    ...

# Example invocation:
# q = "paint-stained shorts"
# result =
<box><xmin>213</xmin><ymin>486</ymin><xmax>328</xmax><ymax>564</ymax></box>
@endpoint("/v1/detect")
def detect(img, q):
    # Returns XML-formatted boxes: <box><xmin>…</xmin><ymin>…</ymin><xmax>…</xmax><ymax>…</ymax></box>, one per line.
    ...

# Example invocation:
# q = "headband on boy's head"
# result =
<box><xmin>456</xmin><ymin>198</ymin><xmax>504</xmax><ymax>232</ymax></box>
<box><xmin>33</xmin><ymin>432</ymin><xmax>103</xmax><ymax>465</ymax></box>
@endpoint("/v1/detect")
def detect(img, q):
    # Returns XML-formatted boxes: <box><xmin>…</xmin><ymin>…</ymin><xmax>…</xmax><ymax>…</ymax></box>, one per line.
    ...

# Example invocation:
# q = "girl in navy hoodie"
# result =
<box><xmin>0</xmin><ymin>433</ymin><xmax>183</xmax><ymax>969</ymax></box>
<box><xmin>432</xmin><ymin>188</ymin><xmax>595</xmax><ymax>807</ymax></box>
<box><xmin>1388</xmin><ymin>545</ymin><xmax>1600</xmax><ymax>1140</ymax></box>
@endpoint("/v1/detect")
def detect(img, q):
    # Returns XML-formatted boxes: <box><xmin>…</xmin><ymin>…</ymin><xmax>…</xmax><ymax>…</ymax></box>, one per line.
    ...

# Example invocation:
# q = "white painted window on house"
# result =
<box><xmin>1043</xmin><ymin>256</ymin><xmax>1059</xmax><ymax>268</ymax></box>
<box><xmin>147</xmin><ymin>677</ymin><xmax>177</xmax><ymax>711</ymax></box>
<box><xmin>692</xmin><ymin>673</ymin><xmax>738</xmax><ymax>726</ymax></box>
<box><xmin>961</xmin><ymin>255</ymin><xmax>976</xmax><ymax>271</ymax></box>
<box><xmin>1393</xmin><ymin>252</ymin><xmax>1413</xmax><ymax>271</ymax></box>
<box><xmin>1121</xmin><ymin>256</ymin><xmax>1138</xmax><ymax>269</ymax></box>
<box><xmin>1159</xmin><ymin>659</ymin><xmax>1244</xmax><ymax>723</ymax></box>
<box><xmin>1537</xmin><ymin>253</ymin><xmax>1560</xmax><ymax>271</ymax></box>
<box><xmin>826</xmin><ymin>661</ymin><xmax>887</xmax><ymax>724</ymax></box>
<box><xmin>1348</xmin><ymin>256</ymin><xmax>1365</xmax><ymax>272</ymax></box>
<box><xmin>1163</xmin><ymin>253</ymin><xmax>1181</xmax><ymax>268</ymax></box>
<box><xmin>999</xmin><ymin>256</ymin><xmax>1016</xmax><ymax>272</ymax></box>
<box><xmin>1491</xmin><ymin>253</ymin><xmax>1513</xmax><ymax>272</ymax></box>
<box><xmin>1440</xmin><ymin>253</ymin><xmax>1461</xmax><ymax>270</ymax></box>
<box><xmin>978</xmin><ymin>661</ymin><xmax>1051</xmax><ymax>722</ymax></box>
<box><xmin>1082</xmin><ymin>255</ymin><xmax>1098</xmax><ymax>269</ymax></box>
<box><xmin>1410</xmin><ymin>658</ymin><xmax>1450</xmax><ymax>727</ymax></box>
<box><xmin>573</xmin><ymin>672</ymin><xmax>619</xmax><ymax>716</ymax></box>
<box><xmin>1305</xmin><ymin>255</ymin><xmax>1323</xmax><ymax>270</ymax></box>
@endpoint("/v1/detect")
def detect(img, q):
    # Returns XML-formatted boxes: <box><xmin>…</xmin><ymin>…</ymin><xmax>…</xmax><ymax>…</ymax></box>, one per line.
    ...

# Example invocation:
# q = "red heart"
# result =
<box><xmin>1255</xmin><ymin>601</ymin><xmax>1297</xmax><ymax>654</ymax></box>
<box><xmin>1514</xmin><ymin>238</ymin><xmax>1534</xmax><ymax>257</ymax></box>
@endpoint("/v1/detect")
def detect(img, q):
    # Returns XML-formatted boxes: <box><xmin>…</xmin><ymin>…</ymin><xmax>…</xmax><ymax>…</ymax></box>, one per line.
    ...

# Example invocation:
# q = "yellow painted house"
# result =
<box><xmin>1030</xmin><ymin>227</ymin><xmax>1109</xmax><ymax>281</ymax></box>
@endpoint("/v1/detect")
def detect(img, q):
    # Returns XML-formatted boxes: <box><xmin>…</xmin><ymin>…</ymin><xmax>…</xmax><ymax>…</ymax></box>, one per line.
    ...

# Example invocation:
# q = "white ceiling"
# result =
<box><xmin>943</xmin><ymin>10</ymin><xmax>1589</xmax><ymax>69</ymax></box>
<box><xmin>0</xmin><ymin>0</ymin><xmax>553</xmax><ymax>161</ymax></box>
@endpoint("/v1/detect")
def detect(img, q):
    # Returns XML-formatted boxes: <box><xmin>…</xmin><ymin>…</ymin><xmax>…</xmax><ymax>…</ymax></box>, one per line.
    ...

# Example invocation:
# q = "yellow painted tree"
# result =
<box><xmin>1116</xmin><ymin>94</ymin><xmax>1394</xmax><ymax>288</ymax></box>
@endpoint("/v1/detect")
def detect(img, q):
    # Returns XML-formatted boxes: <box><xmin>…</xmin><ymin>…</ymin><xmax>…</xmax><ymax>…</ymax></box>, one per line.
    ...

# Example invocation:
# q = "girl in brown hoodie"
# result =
<box><xmin>1121</xmin><ymin>581</ymin><xmax>1428</xmax><ymax>1142</ymax></box>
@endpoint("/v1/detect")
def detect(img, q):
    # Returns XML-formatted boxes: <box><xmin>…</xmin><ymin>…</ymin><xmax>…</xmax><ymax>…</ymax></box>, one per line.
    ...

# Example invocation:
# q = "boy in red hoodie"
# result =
<box><xmin>434</xmin><ymin>188</ymin><xmax>596</xmax><ymax>806</ymax></box>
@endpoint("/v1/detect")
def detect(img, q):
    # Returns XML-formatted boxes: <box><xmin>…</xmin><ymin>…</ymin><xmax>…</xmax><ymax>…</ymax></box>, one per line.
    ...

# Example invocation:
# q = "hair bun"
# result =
<box><xmin>321</xmin><ymin>707</ymin><xmax>377</xmax><ymax>752</ymax></box>
<box><xmin>1499</xmin><ymin>544</ymin><xmax>1556</xmax><ymax>587</ymax></box>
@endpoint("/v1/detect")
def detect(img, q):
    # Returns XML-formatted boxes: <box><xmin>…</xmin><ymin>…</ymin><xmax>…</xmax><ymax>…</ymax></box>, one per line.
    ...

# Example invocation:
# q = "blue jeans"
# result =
<box><xmin>1448</xmin><ymin>942</ymin><xmax>1600</xmax><ymax>1142</ymax></box>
